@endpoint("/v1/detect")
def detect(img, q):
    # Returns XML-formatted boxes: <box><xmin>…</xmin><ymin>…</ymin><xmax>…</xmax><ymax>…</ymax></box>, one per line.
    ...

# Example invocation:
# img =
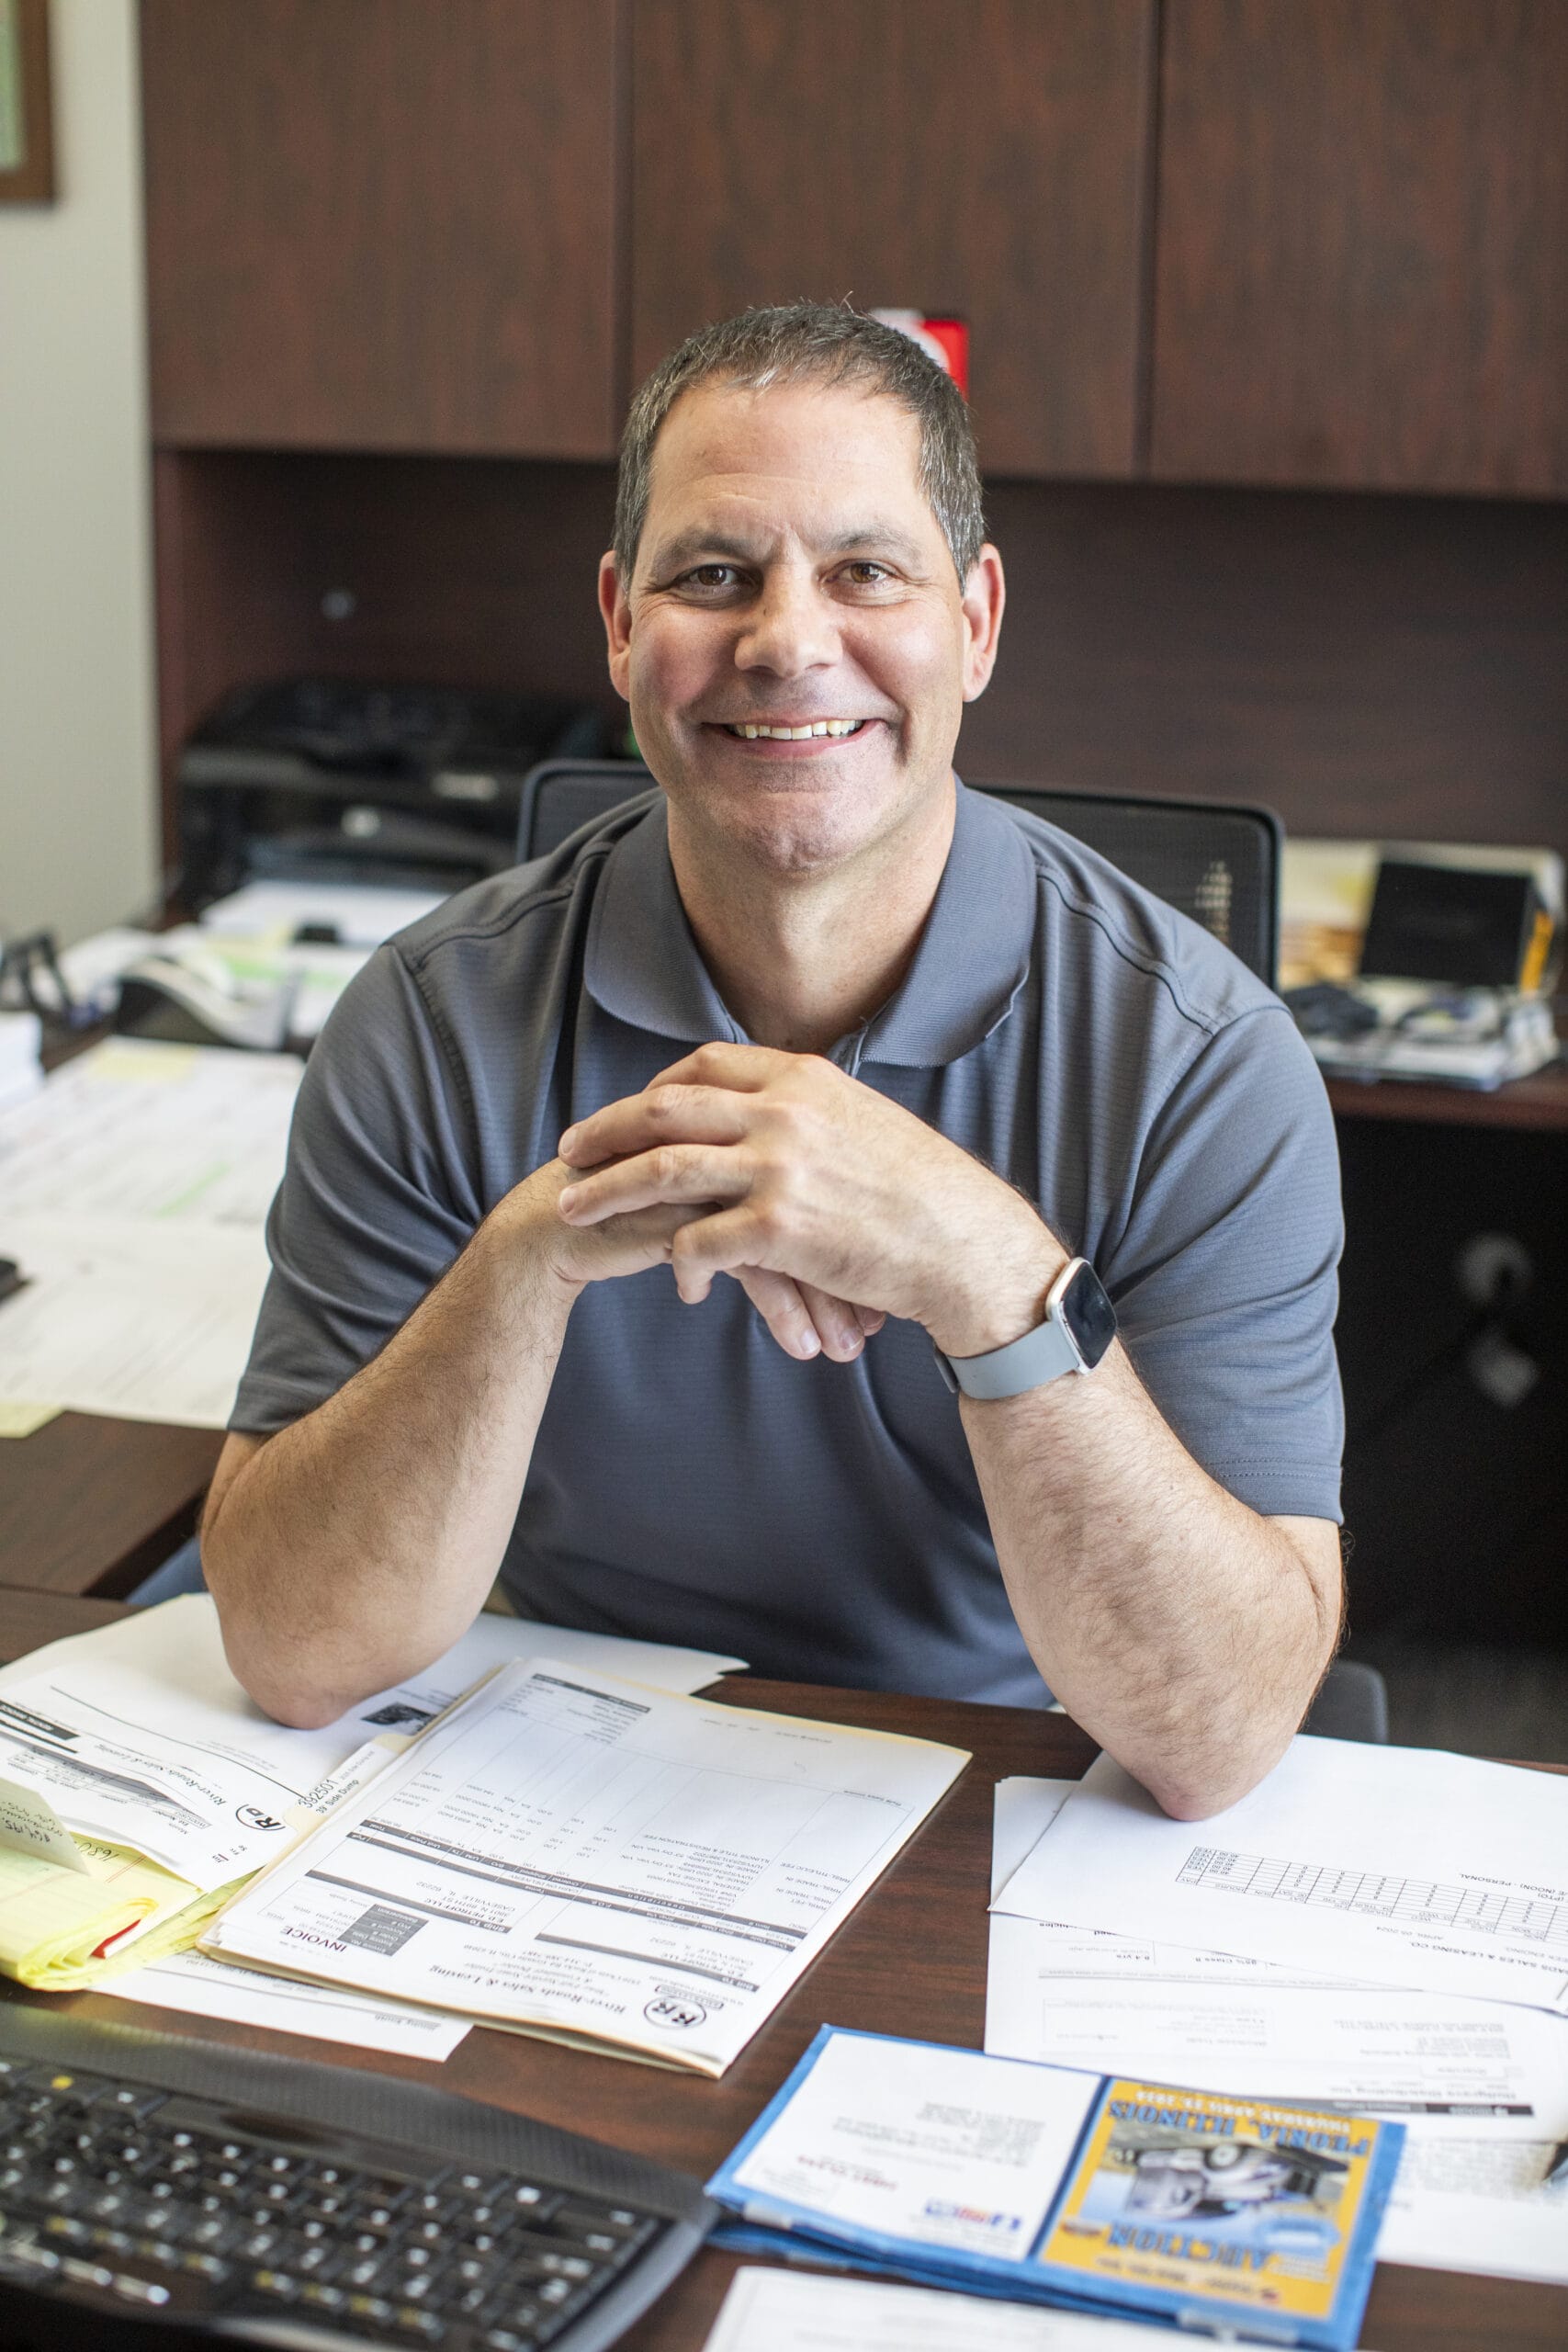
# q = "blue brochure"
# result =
<box><xmin>707</xmin><ymin>2028</ymin><xmax>1404</xmax><ymax>2348</ymax></box>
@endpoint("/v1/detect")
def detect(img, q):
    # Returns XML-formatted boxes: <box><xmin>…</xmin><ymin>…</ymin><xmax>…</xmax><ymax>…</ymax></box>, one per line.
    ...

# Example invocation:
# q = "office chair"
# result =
<box><xmin>516</xmin><ymin>762</ymin><xmax>1383</xmax><ymax>1742</ymax></box>
<box><xmin>517</xmin><ymin>761</ymin><xmax>1282</xmax><ymax>985</ymax></box>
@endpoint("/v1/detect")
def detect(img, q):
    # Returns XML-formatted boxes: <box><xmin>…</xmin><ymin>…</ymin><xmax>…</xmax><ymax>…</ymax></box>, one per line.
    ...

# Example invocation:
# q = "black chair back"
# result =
<box><xmin>517</xmin><ymin>761</ymin><xmax>1282</xmax><ymax>987</ymax></box>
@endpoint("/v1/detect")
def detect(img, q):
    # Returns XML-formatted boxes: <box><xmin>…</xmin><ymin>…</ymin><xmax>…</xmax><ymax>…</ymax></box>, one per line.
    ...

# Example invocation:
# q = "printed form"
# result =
<box><xmin>0</xmin><ymin>1596</ymin><xmax>741</xmax><ymax>1895</ymax></box>
<box><xmin>994</xmin><ymin>1739</ymin><xmax>1568</xmax><ymax>2015</ymax></box>
<box><xmin>206</xmin><ymin>1662</ymin><xmax>967</xmax><ymax>2074</ymax></box>
<box><xmin>987</xmin><ymin>1779</ymin><xmax>1568</xmax><ymax>2288</ymax></box>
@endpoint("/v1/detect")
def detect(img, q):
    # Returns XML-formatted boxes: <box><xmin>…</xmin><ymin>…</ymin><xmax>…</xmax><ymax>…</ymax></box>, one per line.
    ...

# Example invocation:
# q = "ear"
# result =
<box><xmin>598</xmin><ymin>551</ymin><xmax>633</xmax><ymax>704</ymax></box>
<box><xmin>959</xmin><ymin>544</ymin><xmax>1006</xmax><ymax>703</ymax></box>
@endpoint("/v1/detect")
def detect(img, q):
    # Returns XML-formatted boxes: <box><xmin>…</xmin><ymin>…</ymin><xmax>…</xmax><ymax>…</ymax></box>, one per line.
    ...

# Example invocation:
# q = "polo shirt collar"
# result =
<box><xmin>584</xmin><ymin>779</ymin><xmax>1036</xmax><ymax>1069</ymax></box>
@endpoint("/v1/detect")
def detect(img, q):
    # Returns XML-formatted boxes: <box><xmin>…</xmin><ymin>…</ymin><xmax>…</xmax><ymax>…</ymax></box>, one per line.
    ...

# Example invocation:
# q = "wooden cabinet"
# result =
<box><xmin>629</xmin><ymin>0</ymin><xmax>1156</xmax><ymax>481</ymax></box>
<box><xmin>141</xmin><ymin>0</ymin><xmax>619</xmax><ymax>458</ymax></box>
<box><xmin>1150</xmin><ymin>0</ymin><xmax>1568</xmax><ymax>495</ymax></box>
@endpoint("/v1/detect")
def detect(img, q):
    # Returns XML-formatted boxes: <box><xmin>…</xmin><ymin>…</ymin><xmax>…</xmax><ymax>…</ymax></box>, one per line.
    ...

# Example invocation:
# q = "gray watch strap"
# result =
<box><xmin>934</xmin><ymin>1306</ymin><xmax>1081</xmax><ymax>1400</ymax></box>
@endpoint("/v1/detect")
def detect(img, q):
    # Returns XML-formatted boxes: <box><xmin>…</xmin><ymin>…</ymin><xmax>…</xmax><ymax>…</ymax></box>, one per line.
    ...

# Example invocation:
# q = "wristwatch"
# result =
<box><xmin>934</xmin><ymin>1257</ymin><xmax>1117</xmax><ymax>1401</ymax></box>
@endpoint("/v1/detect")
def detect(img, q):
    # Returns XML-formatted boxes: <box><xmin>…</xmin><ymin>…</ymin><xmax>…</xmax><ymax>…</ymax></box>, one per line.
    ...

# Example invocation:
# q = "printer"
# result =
<box><xmin>175</xmin><ymin>677</ymin><xmax>608</xmax><ymax>908</ymax></box>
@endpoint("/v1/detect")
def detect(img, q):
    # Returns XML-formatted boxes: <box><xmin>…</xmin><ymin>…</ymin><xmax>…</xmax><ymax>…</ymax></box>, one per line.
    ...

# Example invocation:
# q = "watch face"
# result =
<box><xmin>1060</xmin><ymin>1261</ymin><xmax>1117</xmax><ymax>1369</ymax></box>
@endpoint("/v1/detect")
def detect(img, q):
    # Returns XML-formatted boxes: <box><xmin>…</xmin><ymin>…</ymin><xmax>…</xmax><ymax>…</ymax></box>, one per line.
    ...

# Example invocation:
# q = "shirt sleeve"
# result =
<box><xmin>1101</xmin><ymin>1004</ymin><xmax>1345</xmax><ymax>1523</ymax></box>
<box><xmin>229</xmin><ymin>944</ymin><xmax>486</xmax><ymax>1435</ymax></box>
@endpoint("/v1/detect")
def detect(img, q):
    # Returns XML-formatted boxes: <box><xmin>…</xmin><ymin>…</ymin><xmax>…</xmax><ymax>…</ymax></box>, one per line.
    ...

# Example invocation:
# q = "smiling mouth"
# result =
<box><xmin>719</xmin><ymin>718</ymin><xmax>869</xmax><ymax>740</ymax></box>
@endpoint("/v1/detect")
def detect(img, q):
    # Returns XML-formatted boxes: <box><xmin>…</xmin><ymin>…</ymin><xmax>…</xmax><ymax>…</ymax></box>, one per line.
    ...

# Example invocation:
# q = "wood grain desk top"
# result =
<box><xmin>0</xmin><ymin>1409</ymin><xmax>221</xmax><ymax>1600</ymax></box>
<box><xmin>0</xmin><ymin>1599</ymin><xmax>1557</xmax><ymax>2352</ymax></box>
<box><xmin>1325</xmin><ymin>1059</ymin><xmax>1568</xmax><ymax>1131</ymax></box>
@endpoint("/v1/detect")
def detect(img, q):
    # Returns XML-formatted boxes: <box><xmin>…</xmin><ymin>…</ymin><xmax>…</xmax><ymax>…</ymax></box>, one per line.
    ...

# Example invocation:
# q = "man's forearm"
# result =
<box><xmin>204</xmin><ymin>1193</ymin><xmax>577</xmax><ymax>1728</ymax></box>
<box><xmin>964</xmin><ymin>1345</ymin><xmax>1342</xmax><ymax>1821</ymax></box>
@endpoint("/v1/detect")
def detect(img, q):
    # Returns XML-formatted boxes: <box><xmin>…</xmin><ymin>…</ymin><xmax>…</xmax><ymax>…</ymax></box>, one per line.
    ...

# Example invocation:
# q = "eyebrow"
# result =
<box><xmin>646</xmin><ymin>524</ymin><xmax>931</xmax><ymax>574</ymax></box>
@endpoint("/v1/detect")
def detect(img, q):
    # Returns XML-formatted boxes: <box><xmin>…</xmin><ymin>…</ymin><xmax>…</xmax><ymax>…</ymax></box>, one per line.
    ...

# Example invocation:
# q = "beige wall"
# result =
<box><xmin>0</xmin><ymin>0</ymin><xmax>157</xmax><ymax>952</ymax></box>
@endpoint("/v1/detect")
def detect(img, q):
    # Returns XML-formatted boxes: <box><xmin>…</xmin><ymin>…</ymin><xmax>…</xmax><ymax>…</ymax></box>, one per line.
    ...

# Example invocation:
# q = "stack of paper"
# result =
<box><xmin>0</xmin><ymin>1011</ymin><xmax>42</xmax><ymax>1112</ymax></box>
<box><xmin>0</xmin><ymin>1595</ymin><xmax>742</xmax><ymax>2039</ymax></box>
<box><xmin>0</xmin><ymin>1035</ymin><xmax>301</xmax><ymax>1426</ymax></box>
<box><xmin>987</xmin><ymin>1742</ymin><xmax>1568</xmax><ymax>2290</ymax></box>
<box><xmin>204</xmin><ymin>1662</ymin><xmax>968</xmax><ymax>2075</ymax></box>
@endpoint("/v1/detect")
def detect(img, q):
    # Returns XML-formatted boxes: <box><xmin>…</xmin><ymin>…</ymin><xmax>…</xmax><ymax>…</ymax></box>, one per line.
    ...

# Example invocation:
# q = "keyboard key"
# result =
<box><xmin>252</xmin><ymin>2267</ymin><xmax>299</xmax><ymax>2301</ymax></box>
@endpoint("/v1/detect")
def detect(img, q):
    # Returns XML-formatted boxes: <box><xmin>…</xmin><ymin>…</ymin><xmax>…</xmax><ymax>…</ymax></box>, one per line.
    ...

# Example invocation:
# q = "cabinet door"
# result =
<box><xmin>1151</xmin><ymin>0</ymin><xmax>1568</xmax><ymax>494</ymax></box>
<box><xmin>141</xmin><ymin>0</ymin><xmax>618</xmax><ymax>457</ymax></box>
<box><xmin>630</xmin><ymin>0</ymin><xmax>1155</xmax><ymax>480</ymax></box>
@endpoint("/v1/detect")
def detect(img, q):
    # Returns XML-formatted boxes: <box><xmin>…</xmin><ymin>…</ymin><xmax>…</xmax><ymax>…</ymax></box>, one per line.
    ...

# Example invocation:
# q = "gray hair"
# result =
<box><xmin>613</xmin><ymin>301</ymin><xmax>986</xmax><ymax>586</ymax></box>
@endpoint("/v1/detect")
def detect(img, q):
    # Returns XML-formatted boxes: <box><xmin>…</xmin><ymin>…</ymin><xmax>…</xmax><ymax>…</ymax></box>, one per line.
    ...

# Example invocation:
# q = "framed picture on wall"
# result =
<box><xmin>0</xmin><ymin>0</ymin><xmax>54</xmax><ymax>203</ymax></box>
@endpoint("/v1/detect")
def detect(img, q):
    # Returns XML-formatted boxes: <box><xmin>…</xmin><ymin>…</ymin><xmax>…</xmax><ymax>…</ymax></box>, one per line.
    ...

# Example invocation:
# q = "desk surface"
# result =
<box><xmin>2</xmin><ymin>1596</ymin><xmax>1562</xmax><ymax>2352</ymax></box>
<box><xmin>0</xmin><ymin>1409</ymin><xmax>221</xmax><ymax>1599</ymax></box>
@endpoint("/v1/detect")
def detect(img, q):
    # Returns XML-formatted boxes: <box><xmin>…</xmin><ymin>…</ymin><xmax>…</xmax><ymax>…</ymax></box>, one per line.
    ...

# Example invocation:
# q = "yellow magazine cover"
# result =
<box><xmin>1035</xmin><ymin>2076</ymin><xmax>1402</xmax><ymax>2343</ymax></box>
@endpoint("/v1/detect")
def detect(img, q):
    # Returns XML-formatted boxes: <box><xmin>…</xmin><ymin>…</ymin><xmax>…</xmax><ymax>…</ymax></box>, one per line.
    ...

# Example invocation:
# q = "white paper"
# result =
<box><xmin>1377</xmin><ymin>2129</ymin><xmax>1568</xmax><ymax>2284</ymax></box>
<box><xmin>724</xmin><ymin>2031</ymin><xmax>1097</xmax><ymax>2263</ymax></box>
<box><xmin>199</xmin><ymin>881</ymin><xmax>446</xmax><ymax>948</ymax></box>
<box><xmin>990</xmin><ymin>1777</ymin><xmax>1075</xmax><ymax>1902</ymax></box>
<box><xmin>703</xmin><ymin>2267</ymin><xmax>1199</xmax><ymax>2352</ymax></box>
<box><xmin>0</xmin><ymin>1036</ymin><xmax>301</xmax><ymax>1226</ymax></box>
<box><xmin>995</xmin><ymin>1739</ymin><xmax>1568</xmax><ymax>2015</ymax></box>
<box><xmin>208</xmin><ymin>1662</ymin><xmax>967</xmax><ymax>2074</ymax></box>
<box><xmin>0</xmin><ymin>1596</ymin><xmax>742</xmax><ymax>1892</ymax></box>
<box><xmin>0</xmin><ymin>1774</ymin><xmax>90</xmax><ymax>1871</ymax></box>
<box><xmin>104</xmin><ymin>1947</ymin><xmax>470</xmax><ymax>2062</ymax></box>
<box><xmin>985</xmin><ymin>1956</ymin><xmax>1568</xmax><ymax>2132</ymax></box>
<box><xmin>0</xmin><ymin>1215</ymin><xmax>273</xmax><ymax>1427</ymax></box>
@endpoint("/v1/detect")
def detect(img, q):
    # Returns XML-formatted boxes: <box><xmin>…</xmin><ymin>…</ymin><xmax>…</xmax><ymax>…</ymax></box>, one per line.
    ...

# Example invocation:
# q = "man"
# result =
<box><xmin>205</xmin><ymin>305</ymin><xmax>1345</xmax><ymax>1820</ymax></box>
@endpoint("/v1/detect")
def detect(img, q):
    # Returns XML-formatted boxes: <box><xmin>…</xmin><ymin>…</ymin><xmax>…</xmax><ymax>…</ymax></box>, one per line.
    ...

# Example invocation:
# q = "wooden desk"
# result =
<box><xmin>1326</xmin><ymin>1060</ymin><xmax>1568</xmax><ymax>1132</ymax></box>
<box><xmin>0</xmin><ymin>1410</ymin><xmax>221</xmax><ymax>1599</ymax></box>
<box><xmin>0</xmin><ymin>1598</ymin><xmax>1559</xmax><ymax>2352</ymax></box>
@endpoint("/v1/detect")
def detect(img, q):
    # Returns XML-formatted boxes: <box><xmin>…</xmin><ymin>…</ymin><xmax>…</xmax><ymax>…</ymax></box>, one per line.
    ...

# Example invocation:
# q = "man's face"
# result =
<box><xmin>600</xmin><ymin>381</ymin><xmax>1003</xmax><ymax>876</ymax></box>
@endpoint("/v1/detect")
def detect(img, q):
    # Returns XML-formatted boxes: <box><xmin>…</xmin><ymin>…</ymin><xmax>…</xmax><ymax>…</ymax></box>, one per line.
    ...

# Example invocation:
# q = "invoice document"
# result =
<box><xmin>994</xmin><ymin>1739</ymin><xmax>1568</xmax><ymax>2015</ymax></box>
<box><xmin>206</xmin><ymin>1661</ymin><xmax>967</xmax><ymax>2074</ymax></box>
<box><xmin>0</xmin><ymin>1596</ymin><xmax>742</xmax><ymax>1894</ymax></box>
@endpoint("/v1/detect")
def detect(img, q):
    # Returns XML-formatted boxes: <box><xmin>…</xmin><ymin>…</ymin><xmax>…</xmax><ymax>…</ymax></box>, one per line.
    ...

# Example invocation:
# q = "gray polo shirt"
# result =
<box><xmin>232</xmin><ymin>783</ymin><xmax>1343</xmax><ymax>1706</ymax></box>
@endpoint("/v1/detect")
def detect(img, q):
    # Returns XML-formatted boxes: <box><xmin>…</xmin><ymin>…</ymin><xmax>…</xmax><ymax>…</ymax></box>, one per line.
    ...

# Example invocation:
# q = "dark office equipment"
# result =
<box><xmin>114</xmin><ymin>953</ymin><xmax>294</xmax><ymax>1053</ymax></box>
<box><xmin>177</xmin><ymin>681</ymin><xmax>607</xmax><ymax>908</ymax></box>
<box><xmin>1283</xmin><ymin>982</ymin><xmax>1382</xmax><ymax>1042</ymax></box>
<box><xmin>0</xmin><ymin>929</ymin><xmax>90</xmax><ymax>1030</ymax></box>
<box><xmin>517</xmin><ymin>763</ymin><xmax>1282</xmax><ymax>986</ymax></box>
<box><xmin>1359</xmin><ymin>859</ymin><xmax>1554</xmax><ymax>991</ymax></box>
<box><xmin>0</xmin><ymin>2002</ymin><xmax>714</xmax><ymax>2351</ymax></box>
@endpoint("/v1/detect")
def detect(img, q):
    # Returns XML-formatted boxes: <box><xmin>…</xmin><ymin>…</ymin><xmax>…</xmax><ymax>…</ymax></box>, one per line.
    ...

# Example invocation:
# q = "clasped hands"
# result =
<box><xmin>544</xmin><ymin>1042</ymin><xmax>1062</xmax><ymax>1365</ymax></box>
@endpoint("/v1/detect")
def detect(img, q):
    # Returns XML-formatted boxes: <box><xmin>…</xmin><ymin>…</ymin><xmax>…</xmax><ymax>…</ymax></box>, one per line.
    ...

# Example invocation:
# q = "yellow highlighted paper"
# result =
<box><xmin>0</xmin><ymin>1837</ymin><xmax>237</xmax><ymax>1992</ymax></box>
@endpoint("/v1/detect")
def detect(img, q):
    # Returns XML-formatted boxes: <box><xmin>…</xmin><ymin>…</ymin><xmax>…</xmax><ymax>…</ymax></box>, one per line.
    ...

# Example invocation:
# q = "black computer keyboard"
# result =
<box><xmin>0</xmin><ymin>2003</ymin><xmax>716</xmax><ymax>2351</ymax></box>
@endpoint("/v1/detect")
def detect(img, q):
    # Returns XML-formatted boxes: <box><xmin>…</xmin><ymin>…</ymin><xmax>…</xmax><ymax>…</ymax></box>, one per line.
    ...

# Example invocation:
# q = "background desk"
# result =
<box><xmin>0</xmin><ymin>1594</ymin><xmax>1562</xmax><ymax>2352</ymax></box>
<box><xmin>0</xmin><ymin>1411</ymin><xmax>221</xmax><ymax>1600</ymax></box>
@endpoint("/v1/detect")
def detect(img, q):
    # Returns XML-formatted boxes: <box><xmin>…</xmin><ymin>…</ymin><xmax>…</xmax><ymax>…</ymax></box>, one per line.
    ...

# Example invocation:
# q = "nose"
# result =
<box><xmin>734</xmin><ymin>567</ymin><xmax>840</xmax><ymax>681</ymax></box>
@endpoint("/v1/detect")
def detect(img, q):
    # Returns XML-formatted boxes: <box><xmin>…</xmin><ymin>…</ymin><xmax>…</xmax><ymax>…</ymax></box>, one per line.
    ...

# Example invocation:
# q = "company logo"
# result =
<box><xmin>923</xmin><ymin>2200</ymin><xmax>1022</xmax><ymax>2233</ymax></box>
<box><xmin>237</xmin><ymin>1804</ymin><xmax>285</xmax><ymax>1831</ymax></box>
<box><xmin>644</xmin><ymin>1995</ymin><xmax>706</xmax><ymax>2032</ymax></box>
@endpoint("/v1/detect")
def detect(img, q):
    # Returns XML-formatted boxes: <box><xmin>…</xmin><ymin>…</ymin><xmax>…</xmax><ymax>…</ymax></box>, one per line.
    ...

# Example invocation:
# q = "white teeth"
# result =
<box><xmin>728</xmin><ymin>719</ymin><xmax>863</xmax><ymax>740</ymax></box>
